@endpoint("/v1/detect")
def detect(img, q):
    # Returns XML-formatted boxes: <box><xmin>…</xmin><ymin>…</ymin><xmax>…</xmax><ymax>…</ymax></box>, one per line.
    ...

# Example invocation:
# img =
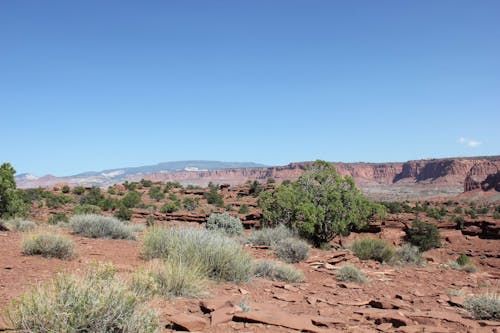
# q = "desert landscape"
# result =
<box><xmin>0</xmin><ymin>158</ymin><xmax>498</xmax><ymax>332</ymax></box>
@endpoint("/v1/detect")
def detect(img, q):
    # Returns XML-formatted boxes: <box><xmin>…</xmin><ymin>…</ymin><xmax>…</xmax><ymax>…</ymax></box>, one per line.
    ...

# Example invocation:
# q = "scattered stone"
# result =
<box><xmin>233</xmin><ymin>309</ymin><xmax>321</xmax><ymax>333</ymax></box>
<box><xmin>447</xmin><ymin>296</ymin><xmax>464</xmax><ymax>308</ymax></box>
<box><xmin>168</xmin><ymin>313</ymin><xmax>208</xmax><ymax>332</ymax></box>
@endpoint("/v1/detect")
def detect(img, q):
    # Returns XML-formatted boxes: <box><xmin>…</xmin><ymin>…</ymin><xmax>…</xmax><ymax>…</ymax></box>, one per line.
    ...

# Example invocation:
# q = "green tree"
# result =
<box><xmin>121</xmin><ymin>191</ymin><xmax>142</xmax><ymax>208</ymax></box>
<box><xmin>148</xmin><ymin>186</ymin><xmax>164</xmax><ymax>202</ymax></box>
<box><xmin>258</xmin><ymin>160</ymin><xmax>385</xmax><ymax>247</ymax></box>
<box><xmin>0</xmin><ymin>163</ymin><xmax>27</xmax><ymax>218</ymax></box>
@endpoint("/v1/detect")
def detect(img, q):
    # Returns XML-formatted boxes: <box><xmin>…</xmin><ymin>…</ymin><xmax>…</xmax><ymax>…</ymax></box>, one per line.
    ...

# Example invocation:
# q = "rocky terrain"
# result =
<box><xmin>16</xmin><ymin>156</ymin><xmax>500</xmax><ymax>201</ymax></box>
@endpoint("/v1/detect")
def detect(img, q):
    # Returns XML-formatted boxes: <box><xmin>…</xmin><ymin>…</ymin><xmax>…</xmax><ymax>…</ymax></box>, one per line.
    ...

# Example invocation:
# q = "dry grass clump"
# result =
<box><xmin>5</xmin><ymin>262</ymin><xmax>159</xmax><ymax>332</ymax></box>
<box><xmin>69</xmin><ymin>214</ymin><xmax>136</xmax><ymax>240</ymax></box>
<box><xmin>336</xmin><ymin>265</ymin><xmax>367</xmax><ymax>284</ymax></box>
<box><xmin>273</xmin><ymin>237</ymin><xmax>310</xmax><ymax>263</ymax></box>
<box><xmin>132</xmin><ymin>259</ymin><xmax>206</xmax><ymax>298</ymax></box>
<box><xmin>22</xmin><ymin>232</ymin><xmax>75</xmax><ymax>259</ymax></box>
<box><xmin>396</xmin><ymin>243</ymin><xmax>424</xmax><ymax>266</ymax></box>
<box><xmin>4</xmin><ymin>219</ymin><xmax>37</xmax><ymax>232</ymax></box>
<box><xmin>206</xmin><ymin>212</ymin><xmax>244</xmax><ymax>236</ymax></box>
<box><xmin>141</xmin><ymin>227</ymin><xmax>252</xmax><ymax>282</ymax></box>
<box><xmin>253</xmin><ymin>260</ymin><xmax>304</xmax><ymax>283</ymax></box>
<box><xmin>350</xmin><ymin>238</ymin><xmax>395</xmax><ymax>263</ymax></box>
<box><xmin>247</xmin><ymin>225</ymin><xmax>294</xmax><ymax>246</ymax></box>
<box><xmin>464</xmin><ymin>294</ymin><xmax>499</xmax><ymax>320</ymax></box>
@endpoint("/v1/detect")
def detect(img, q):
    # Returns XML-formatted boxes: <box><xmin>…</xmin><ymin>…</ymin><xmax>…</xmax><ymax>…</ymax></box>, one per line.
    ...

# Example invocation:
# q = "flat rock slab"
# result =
<box><xmin>233</xmin><ymin>309</ymin><xmax>324</xmax><ymax>333</ymax></box>
<box><xmin>168</xmin><ymin>313</ymin><xmax>208</xmax><ymax>332</ymax></box>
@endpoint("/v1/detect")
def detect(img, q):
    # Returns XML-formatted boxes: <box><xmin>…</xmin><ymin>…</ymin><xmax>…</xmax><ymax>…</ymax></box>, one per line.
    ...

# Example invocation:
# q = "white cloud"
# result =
<box><xmin>458</xmin><ymin>137</ymin><xmax>482</xmax><ymax>148</ymax></box>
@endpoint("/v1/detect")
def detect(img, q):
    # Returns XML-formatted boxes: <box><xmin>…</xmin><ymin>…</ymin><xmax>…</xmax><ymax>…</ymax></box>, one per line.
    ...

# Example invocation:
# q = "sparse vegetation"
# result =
<box><xmin>238</xmin><ymin>204</ymin><xmax>249</xmax><ymax>214</ymax></box>
<box><xmin>73</xmin><ymin>204</ymin><xmax>102</xmax><ymax>215</ymax></box>
<box><xmin>121</xmin><ymin>191</ymin><xmax>142</xmax><ymax>208</ymax></box>
<box><xmin>6</xmin><ymin>263</ymin><xmax>159</xmax><ymax>332</ymax></box>
<box><xmin>160</xmin><ymin>201</ymin><xmax>180</xmax><ymax>213</ymax></box>
<box><xmin>5</xmin><ymin>219</ymin><xmax>37</xmax><ymax>232</ymax></box>
<box><xmin>464</xmin><ymin>294</ymin><xmax>499</xmax><ymax>320</ymax></box>
<box><xmin>69</xmin><ymin>214</ymin><xmax>137</xmax><ymax>240</ymax></box>
<box><xmin>47</xmin><ymin>213</ymin><xmax>69</xmax><ymax>225</ymax></box>
<box><xmin>336</xmin><ymin>265</ymin><xmax>367</xmax><ymax>284</ymax></box>
<box><xmin>22</xmin><ymin>232</ymin><xmax>75</xmax><ymax>259</ymax></box>
<box><xmin>115</xmin><ymin>205</ymin><xmax>133</xmax><ymax>221</ymax></box>
<box><xmin>0</xmin><ymin>163</ymin><xmax>28</xmax><ymax>218</ymax></box>
<box><xmin>273</xmin><ymin>237</ymin><xmax>310</xmax><ymax>263</ymax></box>
<box><xmin>350</xmin><ymin>238</ymin><xmax>395</xmax><ymax>263</ymax></box>
<box><xmin>148</xmin><ymin>186</ymin><xmax>164</xmax><ymax>201</ymax></box>
<box><xmin>247</xmin><ymin>225</ymin><xmax>294</xmax><ymax>246</ymax></box>
<box><xmin>404</xmin><ymin>220</ymin><xmax>441</xmax><ymax>251</ymax></box>
<box><xmin>132</xmin><ymin>259</ymin><xmax>206</xmax><ymax>298</ymax></box>
<box><xmin>204</xmin><ymin>183</ymin><xmax>224</xmax><ymax>207</ymax></box>
<box><xmin>448</xmin><ymin>253</ymin><xmax>478</xmax><ymax>273</ymax></box>
<box><xmin>253</xmin><ymin>260</ymin><xmax>304</xmax><ymax>283</ymax></box>
<box><xmin>182</xmin><ymin>197</ymin><xmax>198</xmax><ymax>211</ymax></box>
<box><xmin>396</xmin><ymin>243</ymin><xmax>424</xmax><ymax>265</ymax></box>
<box><xmin>141</xmin><ymin>227</ymin><xmax>252</xmax><ymax>282</ymax></box>
<box><xmin>206</xmin><ymin>212</ymin><xmax>244</xmax><ymax>236</ymax></box>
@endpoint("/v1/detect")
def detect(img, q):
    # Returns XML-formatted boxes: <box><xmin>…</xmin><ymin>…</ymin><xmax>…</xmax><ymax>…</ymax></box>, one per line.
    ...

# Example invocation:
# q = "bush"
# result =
<box><xmin>336</xmin><ymin>265</ymin><xmax>367</xmax><ymax>284</ymax></box>
<box><xmin>273</xmin><ymin>237</ymin><xmax>310</xmax><ymax>263</ymax></box>
<box><xmin>22</xmin><ymin>232</ymin><xmax>75</xmax><ymax>259</ymax></box>
<box><xmin>0</xmin><ymin>163</ymin><xmax>28</xmax><ymax>218</ymax></box>
<box><xmin>69</xmin><ymin>214</ymin><xmax>136</xmax><ymax>240</ymax></box>
<box><xmin>457</xmin><ymin>253</ymin><xmax>471</xmax><ymax>266</ymax></box>
<box><xmin>115</xmin><ymin>205</ymin><xmax>133</xmax><ymax>221</ymax></box>
<box><xmin>405</xmin><ymin>220</ymin><xmax>441</xmax><ymax>251</ymax></box>
<box><xmin>247</xmin><ymin>225</ymin><xmax>294</xmax><ymax>246</ymax></box>
<box><xmin>204</xmin><ymin>185</ymin><xmax>224</xmax><ymax>207</ymax></box>
<box><xmin>350</xmin><ymin>238</ymin><xmax>395</xmax><ymax>263</ymax></box>
<box><xmin>6</xmin><ymin>219</ymin><xmax>37</xmax><ymax>232</ymax></box>
<box><xmin>238</xmin><ymin>204</ymin><xmax>249</xmax><ymax>214</ymax></box>
<box><xmin>141</xmin><ymin>227</ymin><xmax>252</xmax><ymax>282</ymax></box>
<box><xmin>182</xmin><ymin>197</ymin><xmax>198</xmax><ymax>212</ymax></box>
<box><xmin>258</xmin><ymin>160</ymin><xmax>386</xmax><ymax>247</ymax></box>
<box><xmin>396</xmin><ymin>243</ymin><xmax>424</xmax><ymax>265</ymax></box>
<box><xmin>47</xmin><ymin>213</ymin><xmax>69</xmax><ymax>225</ymax></box>
<box><xmin>45</xmin><ymin>193</ymin><xmax>74</xmax><ymax>208</ymax></box>
<box><xmin>122</xmin><ymin>191</ymin><xmax>142</xmax><ymax>208</ymax></box>
<box><xmin>448</xmin><ymin>253</ymin><xmax>477</xmax><ymax>273</ymax></box>
<box><xmin>132</xmin><ymin>259</ymin><xmax>206</xmax><ymax>298</ymax></box>
<box><xmin>464</xmin><ymin>294</ymin><xmax>499</xmax><ymax>320</ymax></box>
<box><xmin>148</xmin><ymin>186</ymin><xmax>164</xmax><ymax>202</ymax></box>
<box><xmin>73</xmin><ymin>204</ymin><xmax>102</xmax><ymax>215</ymax></box>
<box><xmin>451</xmin><ymin>215</ymin><xmax>465</xmax><ymax>230</ymax></box>
<box><xmin>61</xmin><ymin>185</ymin><xmax>70</xmax><ymax>193</ymax></box>
<box><xmin>253</xmin><ymin>260</ymin><xmax>304</xmax><ymax>283</ymax></box>
<box><xmin>79</xmin><ymin>186</ymin><xmax>104</xmax><ymax>206</ymax></box>
<box><xmin>72</xmin><ymin>186</ymin><xmax>85</xmax><ymax>195</ymax></box>
<box><xmin>6</xmin><ymin>263</ymin><xmax>159</xmax><ymax>332</ymax></box>
<box><xmin>160</xmin><ymin>201</ymin><xmax>180</xmax><ymax>213</ymax></box>
<box><xmin>206</xmin><ymin>213</ymin><xmax>244</xmax><ymax>236</ymax></box>
<box><xmin>140</xmin><ymin>179</ymin><xmax>153</xmax><ymax>187</ymax></box>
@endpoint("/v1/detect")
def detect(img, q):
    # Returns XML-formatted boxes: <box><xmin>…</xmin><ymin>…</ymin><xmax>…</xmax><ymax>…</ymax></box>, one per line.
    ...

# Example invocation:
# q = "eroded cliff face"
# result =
<box><xmin>15</xmin><ymin>156</ymin><xmax>500</xmax><ymax>200</ymax></box>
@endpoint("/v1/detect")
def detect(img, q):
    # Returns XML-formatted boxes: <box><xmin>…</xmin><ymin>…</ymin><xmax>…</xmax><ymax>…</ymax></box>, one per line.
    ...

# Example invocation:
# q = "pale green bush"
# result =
<box><xmin>253</xmin><ymin>260</ymin><xmax>304</xmax><ymax>283</ymax></box>
<box><xmin>69</xmin><ymin>214</ymin><xmax>136</xmax><ymax>240</ymax></box>
<box><xmin>22</xmin><ymin>232</ymin><xmax>75</xmax><ymax>259</ymax></box>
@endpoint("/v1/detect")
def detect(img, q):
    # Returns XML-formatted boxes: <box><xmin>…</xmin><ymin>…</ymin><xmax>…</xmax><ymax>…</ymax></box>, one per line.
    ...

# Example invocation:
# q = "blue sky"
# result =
<box><xmin>1</xmin><ymin>1</ymin><xmax>499</xmax><ymax>176</ymax></box>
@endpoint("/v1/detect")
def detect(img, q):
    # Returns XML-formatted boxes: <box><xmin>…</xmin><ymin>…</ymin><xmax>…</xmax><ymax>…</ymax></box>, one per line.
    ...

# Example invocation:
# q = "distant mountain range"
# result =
<box><xmin>14</xmin><ymin>157</ymin><xmax>500</xmax><ymax>201</ymax></box>
<box><xmin>15</xmin><ymin>160</ymin><xmax>268</xmax><ymax>188</ymax></box>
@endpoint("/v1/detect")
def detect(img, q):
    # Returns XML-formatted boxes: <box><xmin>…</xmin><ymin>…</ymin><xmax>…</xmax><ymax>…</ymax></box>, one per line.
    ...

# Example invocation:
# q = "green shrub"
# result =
<box><xmin>72</xmin><ymin>186</ymin><xmax>85</xmax><ymax>195</ymax></box>
<box><xmin>457</xmin><ymin>253</ymin><xmax>470</xmax><ymax>266</ymax></box>
<box><xmin>22</xmin><ymin>232</ymin><xmax>75</xmax><ymax>259</ymax></box>
<box><xmin>69</xmin><ymin>214</ymin><xmax>136</xmax><ymax>240</ymax></box>
<box><xmin>267</xmin><ymin>178</ymin><xmax>276</xmax><ymax>184</ymax></box>
<box><xmin>396</xmin><ymin>243</ymin><xmax>424</xmax><ymax>265</ymax></box>
<box><xmin>204</xmin><ymin>185</ymin><xmax>224</xmax><ymax>207</ymax></box>
<box><xmin>122</xmin><ymin>191</ymin><xmax>142</xmax><ymax>208</ymax></box>
<box><xmin>238</xmin><ymin>204</ymin><xmax>249</xmax><ymax>214</ymax></box>
<box><xmin>132</xmin><ymin>259</ymin><xmax>206</xmax><ymax>298</ymax></box>
<box><xmin>160</xmin><ymin>201</ymin><xmax>180</xmax><ymax>213</ymax></box>
<box><xmin>79</xmin><ymin>186</ymin><xmax>104</xmax><ymax>206</ymax></box>
<box><xmin>494</xmin><ymin>212</ymin><xmax>500</xmax><ymax>220</ymax></box>
<box><xmin>336</xmin><ymin>265</ymin><xmax>367</xmax><ymax>284</ymax></box>
<box><xmin>454</xmin><ymin>206</ymin><xmax>463</xmax><ymax>214</ymax></box>
<box><xmin>148</xmin><ymin>186</ymin><xmax>164</xmax><ymax>202</ymax></box>
<box><xmin>141</xmin><ymin>227</ymin><xmax>252</xmax><ymax>282</ymax></box>
<box><xmin>273</xmin><ymin>237</ymin><xmax>310</xmax><ymax>263</ymax></box>
<box><xmin>61</xmin><ymin>185</ymin><xmax>70</xmax><ymax>193</ymax></box>
<box><xmin>405</xmin><ymin>220</ymin><xmax>441</xmax><ymax>251</ymax></box>
<box><xmin>140</xmin><ymin>179</ymin><xmax>153</xmax><ymax>187</ymax></box>
<box><xmin>123</xmin><ymin>181</ymin><xmax>138</xmax><ymax>191</ymax></box>
<box><xmin>115</xmin><ymin>205</ymin><xmax>133</xmax><ymax>221</ymax></box>
<box><xmin>73</xmin><ymin>204</ymin><xmax>102</xmax><ymax>215</ymax></box>
<box><xmin>464</xmin><ymin>294</ymin><xmax>499</xmax><ymax>320</ymax></box>
<box><xmin>0</xmin><ymin>163</ymin><xmax>28</xmax><ymax>218</ymax></box>
<box><xmin>258</xmin><ymin>160</ymin><xmax>385</xmax><ymax>247</ymax></box>
<box><xmin>182</xmin><ymin>197</ymin><xmax>198</xmax><ymax>211</ymax></box>
<box><xmin>6</xmin><ymin>263</ymin><xmax>159</xmax><ymax>332</ymax></box>
<box><xmin>206</xmin><ymin>212</ymin><xmax>244</xmax><ymax>236</ymax></box>
<box><xmin>47</xmin><ymin>213</ymin><xmax>69</xmax><ymax>225</ymax></box>
<box><xmin>350</xmin><ymin>238</ymin><xmax>395</xmax><ymax>263</ymax></box>
<box><xmin>448</xmin><ymin>253</ymin><xmax>477</xmax><ymax>273</ymax></box>
<box><xmin>451</xmin><ymin>215</ymin><xmax>465</xmax><ymax>230</ymax></box>
<box><xmin>6</xmin><ymin>219</ymin><xmax>37</xmax><ymax>232</ymax></box>
<box><xmin>253</xmin><ymin>260</ymin><xmax>304</xmax><ymax>283</ymax></box>
<box><xmin>247</xmin><ymin>225</ymin><xmax>294</xmax><ymax>246</ymax></box>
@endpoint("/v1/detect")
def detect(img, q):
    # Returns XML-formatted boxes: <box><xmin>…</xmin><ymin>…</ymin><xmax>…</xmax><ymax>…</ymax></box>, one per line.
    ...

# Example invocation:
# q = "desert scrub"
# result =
<box><xmin>5</xmin><ymin>263</ymin><xmax>159</xmax><ymax>332</ymax></box>
<box><xmin>273</xmin><ymin>237</ymin><xmax>310</xmax><ymax>263</ymax></box>
<box><xmin>22</xmin><ymin>232</ymin><xmax>75</xmax><ymax>259</ymax></box>
<box><xmin>132</xmin><ymin>259</ymin><xmax>206</xmax><ymax>298</ymax></box>
<box><xmin>253</xmin><ymin>260</ymin><xmax>304</xmax><ymax>283</ymax></box>
<box><xmin>396</xmin><ymin>243</ymin><xmax>424</xmax><ymax>266</ymax></box>
<box><xmin>336</xmin><ymin>265</ymin><xmax>367</xmax><ymax>284</ymax></box>
<box><xmin>448</xmin><ymin>254</ymin><xmax>478</xmax><ymax>273</ymax></box>
<box><xmin>5</xmin><ymin>219</ymin><xmax>37</xmax><ymax>232</ymax></box>
<box><xmin>247</xmin><ymin>225</ymin><xmax>294</xmax><ymax>246</ymax></box>
<box><xmin>73</xmin><ymin>204</ymin><xmax>102</xmax><ymax>215</ymax></box>
<box><xmin>350</xmin><ymin>238</ymin><xmax>395</xmax><ymax>263</ymax></box>
<box><xmin>464</xmin><ymin>294</ymin><xmax>499</xmax><ymax>320</ymax></box>
<box><xmin>47</xmin><ymin>212</ymin><xmax>69</xmax><ymax>225</ymax></box>
<box><xmin>206</xmin><ymin>212</ymin><xmax>244</xmax><ymax>236</ymax></box>
<box><xmin>404</xmin><ymin>220</ymin><xmax>440</xmax><ymax>251</ymax></box>
<box><xmin>141</xmin><ymin>227</ymin><xmax>252</xmax><ymax>282</ymax></box>
<box><xmin>69</xmin><ymin>214</ymin><xmax>136</xmax><ymax>240</ymax></box>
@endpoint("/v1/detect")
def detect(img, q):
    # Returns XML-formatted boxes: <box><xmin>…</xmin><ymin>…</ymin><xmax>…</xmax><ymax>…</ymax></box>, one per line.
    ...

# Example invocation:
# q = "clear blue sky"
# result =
<box><xmin>1</xmin><ymin>1</ymin><xmax>499</xmax><ymax>176</ymax></box>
